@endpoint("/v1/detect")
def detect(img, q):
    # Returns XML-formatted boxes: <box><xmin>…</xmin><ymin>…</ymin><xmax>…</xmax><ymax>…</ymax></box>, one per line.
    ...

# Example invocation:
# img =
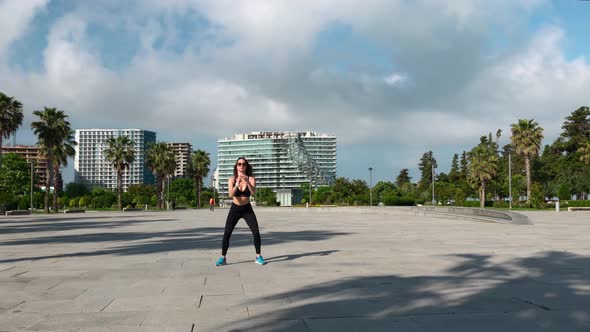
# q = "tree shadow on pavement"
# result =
<box><xmin>0</xmin><ymin>227</ymin><xmax>350</xmax><ymax>264</ymax></box>
<box><xmin>0</xmin><ymin>217</ymin><xmax>178</xmax><ymax>234</ymax></box>
<box><xmin>221</xmin><ymin>251</ymin><xmax>590</xmax><ymax>331</ymax></box>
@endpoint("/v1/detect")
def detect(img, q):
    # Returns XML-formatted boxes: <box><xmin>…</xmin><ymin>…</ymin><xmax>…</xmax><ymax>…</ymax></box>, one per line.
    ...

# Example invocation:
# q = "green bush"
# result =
<box><xmin>382</xmin><ymin>195</ymin><xmax>415</xmax><ymax>206</ymax></box>
<box><xmin>69</xmin><ymin>198</ymin><xmax>78</xmax><ymax>208</ymax></box>
<box><xmin>79</xmin><ymin>196</ymin><xmax>88</xmax><ymax>208</ymax></box>
<box><xmin>530</xmin><ymin>182</ymin><xmax>545</xmax><ymax>209</ymax></box>
<box><xmin>558</xmin><ymin>183</ymin><xmax>571</xmax><ymax>201</ymax></box>
<box><xmin>493</xmin><ymin>201</ymin><xmax>510</xmax><ymax>208</ymax></box>
<box><xmin>565</xmin><ymin>200</ymin><xmax>590</xmax><ymax>207</ymax></box>
<box><xmin>463</xmin><ymin>200</ymin><xmax>493</xmax><ymax>208</ymax></box>
<box><xmin>18</xmin><ymin>196</ymin><xmax>29</xmax><ymax>209</ymax></box>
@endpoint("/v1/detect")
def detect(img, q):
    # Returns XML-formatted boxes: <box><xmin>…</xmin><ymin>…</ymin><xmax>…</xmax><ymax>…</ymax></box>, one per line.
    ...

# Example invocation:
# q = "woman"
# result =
<box><xmin>215</xmin><ymin>157</ymin><xmax>266</xmax><ymax>266</ymax></box>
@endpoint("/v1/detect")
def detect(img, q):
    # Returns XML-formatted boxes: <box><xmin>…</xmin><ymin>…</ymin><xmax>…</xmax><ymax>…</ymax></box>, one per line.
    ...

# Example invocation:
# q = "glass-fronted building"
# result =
<box><xmin>74</xmin><ymin>129</ymin><xmax>156</xmax><ymax>191</ymax></box>
<box><xmin>217</xmin><ymin>131</ymin><xmax>336</xmax><ymax>196</ymax></box>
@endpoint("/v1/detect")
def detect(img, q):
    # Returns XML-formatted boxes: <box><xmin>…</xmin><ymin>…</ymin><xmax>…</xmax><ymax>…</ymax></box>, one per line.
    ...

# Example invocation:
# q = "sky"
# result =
<box><xmin>1</xmin><ymin>0</ymin><xmax>589</xmax><ymax>185</ymax></box>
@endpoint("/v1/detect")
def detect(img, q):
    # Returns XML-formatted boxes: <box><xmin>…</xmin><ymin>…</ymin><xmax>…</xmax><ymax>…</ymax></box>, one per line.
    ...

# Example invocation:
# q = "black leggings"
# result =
<box><xmin>222</xmin><ymin>203</ymin><xmax>261</xmax><ymax>255</ymax></box>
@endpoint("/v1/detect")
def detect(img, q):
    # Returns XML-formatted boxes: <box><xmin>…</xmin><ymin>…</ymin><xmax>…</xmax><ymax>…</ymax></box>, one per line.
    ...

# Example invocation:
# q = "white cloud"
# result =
<box><xmin>0</xmin><ymin>0</ymin><xmax>588</xmax><ymax>180</ymax></box>
<box><xmin>0</xmin><ymin>0</ymin><xmax>48</xmax><ymax>62</ymax></box>
<box><xmin>383</xmin><ymin>73</ymin><xmax>407</xmax><ymax>87</ymax></box>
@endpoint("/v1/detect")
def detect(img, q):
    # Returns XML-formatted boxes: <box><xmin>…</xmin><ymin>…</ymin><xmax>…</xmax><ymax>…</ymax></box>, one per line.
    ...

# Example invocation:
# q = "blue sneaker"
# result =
<box><xmin>255</xmin><ymin>255</ymin><xmax>266</xmax><ymax>265</ymax></box>
<box><xmin>215</xmin><ymin>256</ymin><xmax>226</xmax><ymax>266</ymax></box>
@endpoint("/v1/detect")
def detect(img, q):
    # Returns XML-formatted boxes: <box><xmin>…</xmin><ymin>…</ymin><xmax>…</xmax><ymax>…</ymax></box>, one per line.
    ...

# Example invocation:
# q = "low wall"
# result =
<box><xmin>568</xmin><ymin>207</ymin><xmax>590</xmax><ymax>211</ymax></box>
<box><xmin>5</xmin><ymin>210</ymin><xmax>32</xmax><ymax>216</ymax></box>
<box><xmin>63</xmin><ymin>209</ymin><xmax>86</xmax><ymax>214</ymax></box>
<box><xmin>256</xmin><ymin>206</ymin><xmax>530</xmax><ymax>225</ymax></box>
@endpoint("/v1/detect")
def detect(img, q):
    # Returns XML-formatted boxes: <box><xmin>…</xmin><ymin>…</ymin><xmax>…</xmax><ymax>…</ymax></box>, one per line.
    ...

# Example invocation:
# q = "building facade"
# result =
<box><xmin>74</xmin><ymin>129</ymin><xmax>156</xmax><ymax>191</ymax></box>
<box><xmin>217</xmin><ymin>131</ymin><xmax>336</xmax><ymax>196</ymax></box>
<box><xmin>1</xmin><ymin>145</ymin><xmax>62</xmax><ymax>191</ymax></box>
<box><xmin>167</xmin><ymin>143</ymin><xmax>192</xmax><ymax>178</ymax></box>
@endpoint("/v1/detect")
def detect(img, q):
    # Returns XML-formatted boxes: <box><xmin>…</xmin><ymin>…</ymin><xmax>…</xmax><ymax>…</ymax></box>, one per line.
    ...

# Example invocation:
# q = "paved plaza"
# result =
<box><xmin>1</xmin><ymin>207</ymin><xmax>589</xmax><ymax>331</ymax></box>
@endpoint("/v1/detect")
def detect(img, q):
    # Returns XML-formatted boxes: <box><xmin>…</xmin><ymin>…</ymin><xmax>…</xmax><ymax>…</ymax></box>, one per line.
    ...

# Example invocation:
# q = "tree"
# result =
<box><xmin>578</xmin><ymin>141</ymin><xmax>590</xmax><ymax>165</ymax></box>
<box><xmin>146</xmin><ymin>142</ymin><xmax>176</xmax><ymax>209</ymax></box>
<box><xmin>0</xmin><ymin>153</ymin><xmax>30</xmax><ymax>197</ymax></box>
<box><xmin>418</xmin><ymin>151</ymin><xmax>437</xmax><ymax>192</ymax></box>
<box><xmin>468</xmin><ymin>135</ymin><xmax>499</xmax><ymax>208</ymax></box>
<box><xmin>65</xmin><ymin>182</ymin><xmax>90</xmax><ymax>198</ymax></box>
<box><xmin>0</xmin><ymin>93</ymin><xmax>23</xmax><ymax>165</ymax></box>
<box><xmin>511</xmin><ymin>119</ymin><xmax>544</xmax><ymax>203</ymax></box>
<box><xmin>104</xmin><ymin>136</ymin><xmax>135</xmax><ymax>210</ymax></box>
<box><xmin>47</xmin><ymin>128</ymin><xmax>76</xmax><ymax>212</ymax></box>
<box><xmin>395</xmin><ymin>169</ymin><xmax>412</xmax><ymax>187</ymax></box>
<box><xmin>448</xmin><ymin>153</ymin><xmax>460</xmax><ymax>184</ymax></box>
<box><xmin>169</xmin><ymin>178</ymin><xmax>194</xmax><ymax>206</ymax></box>
<box><xmin>31</xmin><ymin>107</ymin><xmax>73</xmax><ymax>213</ymax></box>
<box><xmin>256</xmin><ymin>187</ymin><xmax>276</xmax><ymax>206</ymax></box>
<box><xmin>460</xmin><ymin>151</ymin><xmax>468</xmax><ymax>179</ymax></box>
<box><xmin>188</xmin><ymin>149</ymin><xmax>211</xmax><ymax>208</ymax></box>
<box><xmin>560</xmin><ymin>106</ymin><xmax>590</xmax><ymax>153</ymax></box>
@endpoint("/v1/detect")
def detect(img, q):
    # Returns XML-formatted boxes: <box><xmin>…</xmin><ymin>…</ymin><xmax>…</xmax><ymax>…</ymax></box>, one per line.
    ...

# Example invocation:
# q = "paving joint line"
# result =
<box><xmin>0</xmin><ymin>266</ymin><xmax>16</xmax><ymax>272</ymax></box>
<box><xmin>512</xmin><ymin>297</ymin><xmax>552</xmax><ymax>311</ymax></box>
<box><xmin>100</xmin><ymin>298</ymin><xmax>115</xmax><ymax>312</ymax></box>
<box><xmin>4</xmin><ymin>300</ymin><xmax>26</xmax><ymax>313</ymax></box>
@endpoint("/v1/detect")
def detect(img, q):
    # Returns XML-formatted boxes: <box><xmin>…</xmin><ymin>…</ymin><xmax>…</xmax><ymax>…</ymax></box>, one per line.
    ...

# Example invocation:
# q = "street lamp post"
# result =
<box><xmin>432</xmin><ymin>164</ymin><xmax>436</xmax><ymax>205</ymax></box>
<box><xmin>509</xmin><ymin>153</ymin><xmax>512</xmax><ymax>211</ymax></box>
<box><xmin>309</xmin><ymin>178</ymin><xmax>312</xmax><ymax>206</ymax></box>
<box><xmin>28</xmin><ymin>161</ymin><xmax>34</xmax><ymax>212</ymax></box>
<box><xmin>368</xmin><ymin>167</ymin><xmax>373</xmax><ymax>206</ymax></box>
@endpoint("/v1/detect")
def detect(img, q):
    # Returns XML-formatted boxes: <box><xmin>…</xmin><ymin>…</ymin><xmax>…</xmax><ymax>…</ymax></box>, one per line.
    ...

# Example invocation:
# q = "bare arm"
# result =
<box><xmin>246</xmin><ymin>176</ymin><xmax>256</xmax><ymax>196</ymax></box>
<box><xmin>228</xmin><ymin>177</ymin><xmax>238</xmax><ymax>198</ymax></box>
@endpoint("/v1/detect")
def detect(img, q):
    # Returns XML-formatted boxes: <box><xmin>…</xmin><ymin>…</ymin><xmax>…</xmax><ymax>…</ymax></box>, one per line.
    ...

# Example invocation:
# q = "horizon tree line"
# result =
<box><xmin>2</xmin><ymin>90</ymin><xmax>590</xmax><ymax>210</ymax></box>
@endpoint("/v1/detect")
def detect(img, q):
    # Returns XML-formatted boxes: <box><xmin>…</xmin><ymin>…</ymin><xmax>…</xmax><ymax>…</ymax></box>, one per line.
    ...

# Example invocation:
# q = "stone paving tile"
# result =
<box><xmin>25</xmin><ymin>311</ymin><xmax>148</xmax><ymax>330</ymax></box>
<box><xmin>304</xmin><ymin>316</ymin><xmax>425</xmax><ymax>332</ymax></box>
<box><xmin>0</xmin><ymin>311</ymin><xmax>47</xmax><ymax>330</ymax></box>
<box><xmin>102</xmin><ymin>296</ymin><xmax>198</xmax><ymax>312</ymax></box>
<box><xmin>5</xmin><ymin>297</ymin><xmax>112</xmax><ymax>315</ymax></box>
<box><xmin>409</xmin><ymin>309</ymin><xmax>590</xmax><ymax>332</ymax></box>
<box><xmin>0</xmin><ymin>209</ymin><xmax>589</xmax><ymax>331</ymax></box>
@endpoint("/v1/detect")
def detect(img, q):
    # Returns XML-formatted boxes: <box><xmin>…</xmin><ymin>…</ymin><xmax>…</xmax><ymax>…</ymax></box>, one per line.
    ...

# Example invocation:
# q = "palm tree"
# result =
<box><xmin>31</xmin><ymin>107</ymin><xmax>72</xmax><ymax>213</ymax></box>
<box><xmin>146</xmin><ymin>142</ymin><xmax>176</xmax><ymax>209</ymax></box>
<box><xmin>188</xmin><ymin>149</ymin><xmax>210</xmax><ymax>208</ymax></box>
<box><xmin>0</xmin><ymin>92</ymin><xmax>23</xmax><ymax>165</ymax></box>
<box><xmin>510</xmin><ymin>119</ymin><xmax>544</xmax><ymax>203</ymax></box>
<box><xmin>104</xmin><ymin>136</ymin><xmax>135</xmax><ymax>210</ymax></box>
<box><xmin>50</xmin><ymin>129</ymin><xmax>76</xmax><ymax>212</ymax></box>
<box><xmin>579</xmin><ymin>141</ymin><xmax>590</xmax><ymax>165</ymax></box>
<box><xmin>468</xmin><ymin>136</ymin><xmax>499</xmax><ymax>208</ymax></box>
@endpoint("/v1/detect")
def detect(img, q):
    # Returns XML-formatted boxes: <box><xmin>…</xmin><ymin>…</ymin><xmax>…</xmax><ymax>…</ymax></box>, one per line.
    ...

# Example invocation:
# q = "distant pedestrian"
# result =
<box><xmin>209</xmin><ymin>197</ymin><xmax>215</xmax><ymax>211</ymax></box>
<box><xmin>215</xmin><ymin>157</ymin><xmax>265</xmax><ymax>266</ymax></box>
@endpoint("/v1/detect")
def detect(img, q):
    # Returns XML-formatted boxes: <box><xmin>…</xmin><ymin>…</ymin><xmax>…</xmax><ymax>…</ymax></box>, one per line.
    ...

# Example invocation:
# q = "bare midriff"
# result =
<box><xmin>233</xmin><ymin>194</ymin><xmax>250</xmax><ymax>206</ymax></box>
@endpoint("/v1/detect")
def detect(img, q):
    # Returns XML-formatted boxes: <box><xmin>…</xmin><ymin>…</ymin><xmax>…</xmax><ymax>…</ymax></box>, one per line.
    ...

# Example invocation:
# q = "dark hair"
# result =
<box><xmin>233</xmin><ymin>157</ymin><xmax>253</xmax><ymax>177</ymax></box>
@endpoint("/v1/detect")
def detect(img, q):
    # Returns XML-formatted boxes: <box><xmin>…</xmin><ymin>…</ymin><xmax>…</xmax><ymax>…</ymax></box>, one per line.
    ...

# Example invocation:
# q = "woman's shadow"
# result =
<box><xmin>229</xmin><ymin>250</ymin><xmax>339</xmax><ymax>265</ymax></box>
<box><xmin>265</xmin><ymin>250</ymin><xmax>339</xmax><ymax>263</ymax></box>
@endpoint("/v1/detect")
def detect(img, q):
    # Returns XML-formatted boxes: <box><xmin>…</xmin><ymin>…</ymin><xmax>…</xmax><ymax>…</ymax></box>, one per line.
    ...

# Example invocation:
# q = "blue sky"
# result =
<box><xmin>1</xmin><ymin>0</ymin><xmax>589</xmax><ymax>185</ymax></box>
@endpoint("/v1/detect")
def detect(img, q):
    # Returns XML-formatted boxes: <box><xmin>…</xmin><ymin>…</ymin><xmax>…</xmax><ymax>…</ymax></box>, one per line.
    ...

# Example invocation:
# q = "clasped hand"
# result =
<box><xmin>236</xmin><ymin>174</ymin><xmax>249</xmax><ymax>186</ymax></box>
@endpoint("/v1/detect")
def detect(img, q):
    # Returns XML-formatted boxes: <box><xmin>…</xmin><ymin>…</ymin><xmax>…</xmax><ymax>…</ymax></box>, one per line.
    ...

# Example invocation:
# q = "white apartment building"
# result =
<box><xmin>74</xmin><ymin>129</ymin><xmax>156</xmax><ymax>191</ymax></box>
<box><xmin>167</xmin><ymin>143</ymin><xmax>192</xmax><ymax>178</ymax></box>
<box><xmin>217</xmin><ymin>131</ymin><xmax>336</xmax><ymax>196</ymax></box>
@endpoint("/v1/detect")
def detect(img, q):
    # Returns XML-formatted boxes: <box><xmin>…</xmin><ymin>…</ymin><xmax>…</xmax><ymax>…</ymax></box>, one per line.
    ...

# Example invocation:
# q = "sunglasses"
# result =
<box><xmin>237</xmin><ymin>162</ymin><xmax>247</xmax><ymax>166</ymax></box>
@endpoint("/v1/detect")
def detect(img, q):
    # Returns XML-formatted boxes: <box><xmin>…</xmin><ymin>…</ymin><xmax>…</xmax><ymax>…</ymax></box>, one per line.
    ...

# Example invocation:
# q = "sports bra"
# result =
<box><xmin>234</xmin><ymin>181</ymin><xmax>251</xmax><ymax>198</ymax></box>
